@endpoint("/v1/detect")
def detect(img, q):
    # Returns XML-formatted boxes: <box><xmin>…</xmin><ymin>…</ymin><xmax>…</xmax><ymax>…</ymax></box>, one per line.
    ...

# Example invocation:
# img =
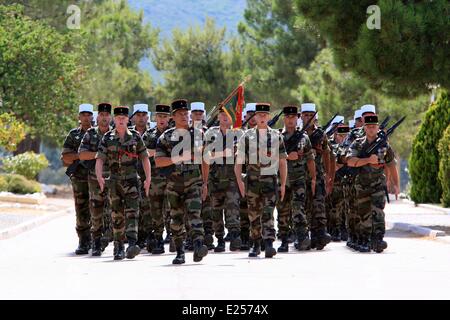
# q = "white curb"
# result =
<box><xmin>387</xmin><ymin>221</ymin><xmax>446</xmax><ymax>238</ymax></box>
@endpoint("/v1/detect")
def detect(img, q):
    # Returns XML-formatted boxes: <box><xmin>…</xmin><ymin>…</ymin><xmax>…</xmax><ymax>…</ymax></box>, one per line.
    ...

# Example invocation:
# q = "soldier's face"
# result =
<box><xmin>155</xmin><ymin>114</ymin><xmax>170</xmax><ymax>128</ymax></box>
<box><xmin>114</xmin><ymin>115</ymin><xmax>129</xmax><ymax>129</ymax></box>
<box><xmin>255</xmin><ymin>112</ymin><xmax>269</xmax><ymax>126</ymax></box>
<box><xmin>355</xmin><ymin>118</ymin><xmax>363</xmax><ymax>128</ymax></box>
<box><xmin>218</xmin><ymin>112</ymin><xmax>231</xmax><ymax>127</ymax></box>
<box><xmin>134</xmin><ymin>112</ymin><xmax>148</xmax><ymax>127</ymax></box>
<box><xmin>191</xmin><ymin>111</ymin><xmax>204</xmax><ymax>122</ymax></box>
<box><xmin>364</xmin><ymin>124</ymin><xmax>379</xmax><ymax>138</ymax></box>
<box><xmin>79</xmin><ymin>112</ymin><xmax>93</xmax><ymax>127</ymax></box>
<box><xmin>246</xmin><ymin>111</ymin><xmax>256</xmax><ymax>127</ymax></box>
<box><xmin>97</xmin><ymin>112</ymin><xmax>111</xmax><ymax>127</ymax></box>
<box><xmin>283</xmin><ymin>114</ymin><xmax>297</xmax><ymax>129</ymax></box>
<box><xmin>173</xmin><ymin>109</ymin><xmax>189</xmax><ymax>126</ymax></box>
<box><xmin>301</xmin><ymin>112</ymin><xmax>315</xmax><ymax>125</ymax></box>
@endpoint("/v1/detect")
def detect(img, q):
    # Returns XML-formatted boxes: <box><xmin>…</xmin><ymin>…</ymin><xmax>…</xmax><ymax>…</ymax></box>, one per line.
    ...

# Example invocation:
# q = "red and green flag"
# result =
<box><xmin>221</xmin><ymin>84</ymin><xmax>245</xmax><ymax>128</ymax></box>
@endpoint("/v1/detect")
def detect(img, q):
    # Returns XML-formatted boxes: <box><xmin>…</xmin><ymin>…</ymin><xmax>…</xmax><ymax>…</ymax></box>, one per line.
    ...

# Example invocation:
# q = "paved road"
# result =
<box><xmin>0</xmin><ymin>209</ymin><xmax>449</xmax><ymax>300</ymax></box>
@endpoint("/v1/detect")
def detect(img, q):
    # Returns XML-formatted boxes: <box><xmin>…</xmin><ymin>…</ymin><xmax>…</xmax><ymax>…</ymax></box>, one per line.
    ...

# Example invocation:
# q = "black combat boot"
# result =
<box><xmin>172</xmin><ymin>244</ymin><xmax>185</xmax><ymax>265</ymax></box>
<box><xmin>346</xmin><ymin>234</ymin><xmax>354</xmax><ymax>249</ymax></box>
<box><xmin>91</xmin><ymin>237</ymin><xmax>102</xmax><ymax>257</ymax></box>
<box><xmin>264</xmin><ymin>239</ymin><xmax>277</xmax><ymax>258</ymax></box>
<box><xmin>277</xmin><ymin>237</ymin><xmax>289</xmax><ymax>253</ymax></box>
<box><xmin>193</xmin><ymin>239</ymin><xmax>208</xmax><ymax>262</ymax></box>
<box><xmin>185</xmin><ymin>237</ymin><xmax>194</xmax><ymax>252</ymax></box>
<box><xmin>260</xmin><ymin>240</ymin><xmax>265</xmax><ymax>251</ymax></box>
<box><xmin>229</xmin><ymin>231</ymin><xmax>242</xmax><ymax>252</ymax></box>
<box><xmin>137</xmin><ymin>232</ymin><xmax>147</xmax><ymax>249</ymax></box>
<box><xmin>288</xmin><ymin>230</ymin><xmax>296</xmax><ymax>244</ymax></box>
<box><xmin>248</xmin><ymin>239</ymin><xmax>261</xmax><ymax>258</ymax></box>
<box><xmin>205</xmin><ymin>233</ymin><xmax>215</xmax><ymax>250</ymax></box>
<box><xmin>126</xmin><ymin>239</ymin><xmax>141</xmax><ymax>259</ymax></box>
<box><xmin>240</xmin><ymin>234</ymin><xmax>250</xmax><ymax>251</ymax></box>
<box><xmin>296</xmin><ymin>232</ymin><xmax>311</xmax><ymax>251</ymax></box>
<box><xmin>331</xmin><ymin>228</ymin><xmax>341</xmax><ymax>242</ymax></box>
<box><xmin>113</xmin><ymin>241</ymin><xmax>125</xmax><ymax>260</ymax></box>
<box><xmin>146</xmin><ymin>233</ymin><xmax>156</xmax><ymax>253</ymax></box>
<box><xmin>152</xmin><ymin>236</ymin><xmax>165</xmax><ymax>255</ymax></box>
<box><xmin>75</xmin><ymin>235</ymin><xmax>91</xmax><ymax>255</ymax></box>
<box><xmin>315</xmin><ymin>229</ymin><xmax>332</xmax><ymax>250</ymax></box>
<box><xmin>214</xmin><ymin>237</ymin><xmax>226</xmax><ymax>253</ymax></box>
<box><xmin>224</xmin><ymin>232</ymin><xmax>231</xmax><ymax>242</ymax></box>
<box><xmin>357</xmin><ymin>236</ymin><xmax>371</xmax><ymax>253</ymax></box>
<box><xmin>371</xmin><ymin>234</ymin><xmax>388</xmax><ymax>253</ymax></box>
<box><xmin>310</xmin><ymin>231</ymin><xmax>317</xmax><ymax>249</ymax></box>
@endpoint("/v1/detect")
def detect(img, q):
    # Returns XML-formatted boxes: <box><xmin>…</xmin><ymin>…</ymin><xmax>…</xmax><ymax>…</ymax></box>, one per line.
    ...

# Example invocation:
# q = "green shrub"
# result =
<box><xmin>0</xmin><ymin>174</ymin><xmax>42</xmax><ymax>194</ymax></box>
<box><xmin>3</xmin><ymin>152</ymin><xmax>49</xmax><ymax>180</ymax></box>
<box><xmin>438</xmin><ymin>125</ymin><xmax>450</xmax><ymax>207</ymax></box>
<box><xmin>0</xmin><ymin>175</ymin><xmax>7</xmax><ymax>192</ymax></box>
<box><xmin>409</xmin><ymin>91</ymin><xmax>450</xmax><ymax>203</ymax></box>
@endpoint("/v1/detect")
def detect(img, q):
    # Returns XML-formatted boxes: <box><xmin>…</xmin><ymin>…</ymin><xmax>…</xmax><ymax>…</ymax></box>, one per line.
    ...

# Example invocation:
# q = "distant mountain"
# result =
<box><xmin>128</xmin><ymin>0</ymin><xmax>247</xmax><ymax>82</ymax></box>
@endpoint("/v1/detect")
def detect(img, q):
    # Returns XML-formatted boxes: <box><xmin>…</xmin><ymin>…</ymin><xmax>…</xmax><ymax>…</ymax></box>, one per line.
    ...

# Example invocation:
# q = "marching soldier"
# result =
<box><xmin>238</xmin><ymin>102</ymin><xmax>257</xmax><ymax>251</ymax></box>
<box><xmin>142</xmin><ymin>104</ymin><xmax>171</xmax><ymax>254</ymax></box>
<box><xmin>155</xmin><ymin>99</ymin><xmax>208</xmax><ymax>265</ymax></box>
<box><xmin>300</xmin><ymin>103</ymin><xmax>332</xmax><ymax>250</ymax></box>
<box><xmin>130</xmin><ymin>104</ymin><xmax>151</xmax><ymax>248</ymax></box>
<box><xmin>95</xmin><ymin>106</ymin><xmax>151</xmax><ymax>260</ymax></box>
<box><xmin>347</xmin><ymin>113</ymin><xmax>399</xmax><ymax>253</ymax></box>
<box><xmin>276</xmin><ymin>105</ymin><xmax>316</xmax><ymax>252</ymax></box>
<box><xmin>235</xmin><ymin>103</ymin><xmax>288</xmax><ymax>258</ymax></box>
<box><xmin>79</xmin><ymin>103</ymin><xmax>112</xmax><ymax>256</ymax></box>
<box><xmin>61</xmin><ymin>104</ymin><xmax>93</xmax><ymax>255</ymax></box>
<box><xmin>204</xmin><ymin>108</ymin><xmax>242</xmax><ymax>252</ymax></box>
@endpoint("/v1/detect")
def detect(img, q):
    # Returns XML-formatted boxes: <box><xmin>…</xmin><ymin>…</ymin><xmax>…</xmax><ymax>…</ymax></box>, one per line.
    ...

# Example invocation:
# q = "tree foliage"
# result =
<box><xmin>0</xmin><ymin>113</ymin><xmax>28</xmax><ymax>152</ymax></box>
<box><xmin>409</xmin><ymin>91</ymin><xmax>450</xmax><ymax>203</ymax></box>
<box><xmin>438</xmin><ymin>125</ymin><xmax>450</xmax><ymax>207</ymax></box>
<box><xmin>295</xmin><ymin>0</ymin><xmax>450</xmax><ymax>97</ymax></box>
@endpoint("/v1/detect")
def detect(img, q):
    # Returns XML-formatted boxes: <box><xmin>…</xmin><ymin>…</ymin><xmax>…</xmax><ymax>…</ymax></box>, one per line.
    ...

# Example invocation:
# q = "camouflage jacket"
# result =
<box><xmin>142</xmin><ymin>126</ymin><xmax>167</xmax><ymax>177</ymax></box>
<box><xmin>307</xmin><ymin>126</ymin><xmax>330</xmax><ymax>176</ymax></box>
<box><xmin>281</xmin><ymin>128</ymin><xmax>314</xmax><ymax>181</ymax></box>
<box><xmin>236</xmin><ymin>127</ymin><xmax>287</xmax><ymax>177</ymax></box>
<box><xmin>205</xmin><ymin>126</ymin><xmax>243</xmax><ymax>180</ymax></box>
<box><xmin>96</xmin><ymin>128</ymin><xmax>148</xmax><ymax>179</ymax></box>
<box><xmin>78</xmin><ymin>126</ymin><xmax>111</xmax><ymax>177</ymax></box>
<box><xmin>347</xmin><ymin>136</ymin><xmax>396</xmax><ymax>176</ymax></box>
<box><xmin>62</xmin><ymin>127</ymin><xmax>90</xmax><ymax>178</ymax></box>
<box><xmin>129</xmin><ymin>125</ymin><xmax>148</xmax><ymax>179</ymax></box>
<box><xmin>155</xmin><ymin>127</ymin><xmax>204</xmax><ymax>173</ymax></box>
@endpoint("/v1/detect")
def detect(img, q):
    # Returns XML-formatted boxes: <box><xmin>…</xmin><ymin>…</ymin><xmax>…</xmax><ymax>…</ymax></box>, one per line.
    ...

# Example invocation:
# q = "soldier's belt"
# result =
<box><xmin>173</xmin><ymin>163</ymin><xmax>200</xmax><ymax>173</ymax></box>
<box><xmin>109</xmin><ymin>173</ymin><xmax>139</xmax><ymax>180</ymax></box>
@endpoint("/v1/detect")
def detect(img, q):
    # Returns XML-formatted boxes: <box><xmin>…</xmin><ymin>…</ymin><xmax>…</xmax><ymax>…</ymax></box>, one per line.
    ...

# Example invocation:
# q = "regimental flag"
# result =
<box><xmin>221</xmin><ymin>84</ymin><xmax>245</xmax><ymax>128</ymax></box>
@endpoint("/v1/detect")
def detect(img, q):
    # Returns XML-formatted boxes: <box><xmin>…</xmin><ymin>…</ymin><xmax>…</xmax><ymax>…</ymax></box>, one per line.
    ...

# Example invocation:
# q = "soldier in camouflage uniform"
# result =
<box><xmin>347</xmin><ymin>112</ymin><xmax>399</xmax><ymax>253</ymax></box>
<box><xmin>61</xmin><ymin>104</ymin><xmax>93</xmax><ymax>255</ymax></box>
<box><xmin>235</xmin><ymin>103</ymin><xmax>288</xmax><ymax>258</ymax></box>
<box><xmin>276</xmin><ymin>106</ymin><xmax>316</xmax><ymax>253</ymax></box>
<box><xmin>155</xmin><ymin>99</ymin><xmax>208</xmax><ymax>265</ymax></box>
<box><xmin>300</xmin><ymin>103</ymin><xmax>332</xmax><ymax>250</ymax></box>
<box><xmin>129</xmin><ymin>104</ymin><xmax>150</xmax><ymax>249</ymax></box>
<box><xmin>78</xmin><ymin>103</ymin><xmax>112</xmax><ymax>256</ymax></box>
<box><xmin>95</xmin><ymin>106</ymin><xmax>151</xmax><ymax>260</ymax></box>
<box><xmin>327</xmin><ymin>121</ymin><xmax>351</xmax><ymax>242</ymax></box>
<box><xmin>238</xmin><ymin>103</ymin><xmax>257</xmax><ymax>250</ymax></box>
<box><xmin>142</xmin><ymin>104</ymin><xmax>171</xmax><ymax>254</ymax></box>
<box><xmin>189</xmin><ymin>102</ymin><xmax>214</xmax><ymax>250</ymax></box>
<box><xmin>204</xmin><ymin>108</ymin><xmax>242</xmax><ymax>252</ymax></box>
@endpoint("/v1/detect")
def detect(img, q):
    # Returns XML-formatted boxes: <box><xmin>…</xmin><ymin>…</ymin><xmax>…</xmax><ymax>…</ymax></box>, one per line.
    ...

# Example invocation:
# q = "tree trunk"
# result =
<box><xmin>14</xmin><ymin>134</ymin><xmax>41</xmax><ymax>155</ymax></box>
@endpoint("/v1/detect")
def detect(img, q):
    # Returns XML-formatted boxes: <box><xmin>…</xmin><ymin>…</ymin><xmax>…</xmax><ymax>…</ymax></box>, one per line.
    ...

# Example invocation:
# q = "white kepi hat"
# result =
<box><xmin>360</xmin><ymin>104</ymin><xmax>376</xmax><ymax>115</ymax></box>
<box><xmin>79</xmin><ymin>103</ymin><xmax>94</xmax><ymax>114</ymax></box>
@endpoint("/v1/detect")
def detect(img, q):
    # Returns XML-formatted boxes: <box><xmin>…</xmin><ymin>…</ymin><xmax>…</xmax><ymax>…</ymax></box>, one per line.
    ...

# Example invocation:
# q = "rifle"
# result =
<box><xmin>284</xmin><ymin>111</ymin><xmax>317</xmax><ymax>154</ymax></box>
<box><xmin>268</xmin><ymin>110</ymin><xmax>283</xmax><ymax>128</ymax></box>
<box><xmin>309</xmin><ymin>113</ymin><xmax>338</xmax><ymax>146</ymax></box>
<box><xmin>379</xmin><ymin>116</ymin><xmax>391</xmax><ymax>130</ymax></box>
<box><xmin>326</xmin><ymin>120</ymin><xmax>344</xmax><ymax>138</ymax></box>
<box><xmin>65</xmin><ymin>159</ymin><xmax>89</xmax><ymax>178</ymax></box>
<box><xmin>241</xmin><ymin>112</ymin><xmax>256</xmax><ymax>128</ymax></box>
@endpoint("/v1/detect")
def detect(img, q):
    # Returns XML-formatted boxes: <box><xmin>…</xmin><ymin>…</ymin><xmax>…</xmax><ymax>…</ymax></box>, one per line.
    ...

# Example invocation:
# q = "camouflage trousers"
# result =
<box><xmin>327</xmin><ymin>177</ymin><xmax>348</xmax><ymax>232</ymax></box>
<box><xmin>246</xmin><ymin>174</ymin><xmax>278</xmax><ymax>241</ymax></box>
<box><xmin>70</xmin><ymin>176</ymin><xmax>91</xmax><ymax>239</ymax></box>
<box><xmin>354</xmin><ymin>173</ymin><xmax>387</xmax><ymax>239</ymax></box>
<box><xmin>347</xmin><ymin>177</ymin><xmax>360</xmax><ymax>238</ymax></box>
<box><xmin>146</xmin><ymin>174</ymin><xmax>167</xmax><ymax>238</ymax></box>
<box><xmin>87</xmin><ymin>174</ymin><xmax>109</xmax><ymax>239</ymax></box>
<box><xmin>108</xmin><ymin>176</ymin><xmax>140</xmax><ymax>242</ymax></box>
<box><xmin>209</xmin><ymin>177</ymin><xmax>240</xmax><ymax>238</ymax></box>
<box><xmin>276</xmin><ymin>177</ymin><xmax>308</xmax><ymax>238</ymax></box>
<box><xmin>138</xmin><ymin>175</ymin><xmax>151</xmax><ymax>241</ymax></box>
<box><xmin>201</xmin><ymin>194</ymin><xmax>213</xmax><ymax>237</ymax></box>
<box><xmin>166</xmin><ymin>170</ymin><xmax>205</xmax><ymax>247</ymax></box>
<box><xmin>239</xmin><ymin>174</ymin><xmax>250</xmax><ymax>239</ymax></box>
<box><xmin>306</xmin><ymin>175</ymin><xmax>328</xmax><ymax>233</ymax></box>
